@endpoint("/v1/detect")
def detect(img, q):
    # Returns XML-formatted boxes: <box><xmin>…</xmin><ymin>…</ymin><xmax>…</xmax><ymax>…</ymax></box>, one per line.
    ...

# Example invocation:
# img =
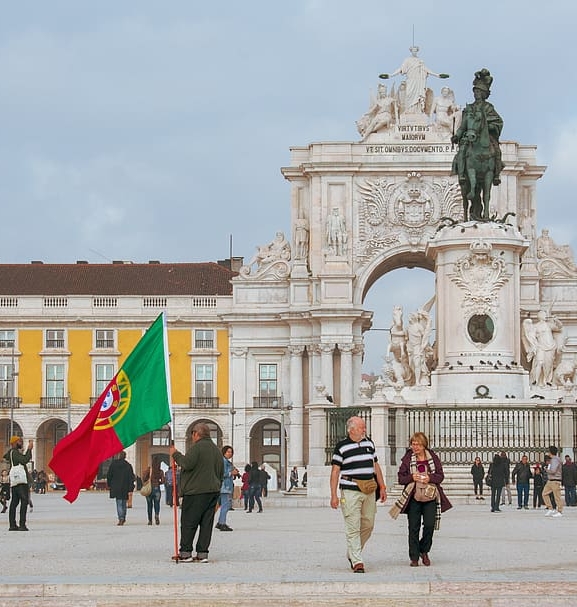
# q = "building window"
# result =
<box><xmin>46</xmin><ymin>364</ymin><xmax>65</xmax><ymax>397</ymax></box>
<box><xmin>95</xmin><ymin>330</ymin><xmax>115</xmax><ymax>349</ymax></box>
<box><xmin>259</xmin><ymin>364</ymin><xmax>277</xmax><ymax>397</ymax></box>
<box><xmin>195</xmin><ymin>329</ymin><xmax>214</xmax><ymax>349</ymax></box>
<box><xmin>95</xmin><ymin>364</ymin><xmax>114</xmax><ymax>396</ymax></box>
<box><xmin>0</xmin><ymin>364</ymin><xmax>14</xmax><ymax>397</ymax></box>
<box><xmin>152</xmin><ymin>424</ymin><xmax>171</xmax><ymax>446</ymax></box>
<box><xmin>46</xmin><ymin>330</ymin><xmax>65</xmax><ymax>349</ymax></box>
<box><xmin>0</xmin><ymin>330</ymin><xmax>15</xmax><ymax>349</ymax></box>
<box><xmin>195</xmin><ymin>364</ymin><xmax>214</xmax><ymax>398</ymax></box>
<box><xmin>262</xmin><ymin>423</ymin><xmax>280</xmax><ymax>446</ymax></box>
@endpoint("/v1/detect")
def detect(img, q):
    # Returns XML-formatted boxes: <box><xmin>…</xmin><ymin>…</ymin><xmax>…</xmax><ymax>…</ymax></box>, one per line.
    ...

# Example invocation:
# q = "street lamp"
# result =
<box><xmin>279</xmin><ymin>403</ymin><xmax>293</xmax><ymax>491</ymax></box>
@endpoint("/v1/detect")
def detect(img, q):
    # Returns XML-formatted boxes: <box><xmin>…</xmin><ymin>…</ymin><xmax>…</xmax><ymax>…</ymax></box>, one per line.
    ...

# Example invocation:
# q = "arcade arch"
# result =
<box><xmin>360</xmin><ymin>254</ymin><xmax>436</xmax><ymax>375</ymax></box>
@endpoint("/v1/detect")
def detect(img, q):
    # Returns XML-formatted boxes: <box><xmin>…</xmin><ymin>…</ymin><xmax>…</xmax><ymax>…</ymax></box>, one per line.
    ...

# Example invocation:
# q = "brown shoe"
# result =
<box><xmin>421</xmin><ymin>553</ymin><xmax>431</xmax><ymax>566</ymax></box>
<box><xmin>352</xmin><ymin>563</ymin><xmax>365</xmax><ymax>573</ymax></box>
<box><xmin>410</xmin><ymin>560</ymin><xmax>419</xmax><ymax>567</ymax></box>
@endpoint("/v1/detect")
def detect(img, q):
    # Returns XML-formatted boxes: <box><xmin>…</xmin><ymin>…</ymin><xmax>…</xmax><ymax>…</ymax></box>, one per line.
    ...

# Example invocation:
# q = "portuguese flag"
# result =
<box><xmin>49</xmin><ymin>313</ymin><xmax>172</xmax><ymax>503</ymax></box>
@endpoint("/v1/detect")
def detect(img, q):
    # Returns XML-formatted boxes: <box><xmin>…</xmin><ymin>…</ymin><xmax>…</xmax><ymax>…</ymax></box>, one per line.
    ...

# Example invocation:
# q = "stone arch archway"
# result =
<box><xmin>357</xmin><ymin>248</ymin><xmax>435</xmax><ymax>304</ymax></box>
<box><xmin>37</xmin><ymin>417</ymin><xmax>67</xmax><ymax>474</ymax></box>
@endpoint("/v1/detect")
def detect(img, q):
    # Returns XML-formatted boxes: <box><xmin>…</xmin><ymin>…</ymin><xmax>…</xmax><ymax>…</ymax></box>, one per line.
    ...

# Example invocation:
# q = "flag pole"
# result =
<box><xmin>171</xmin><ymin>456</ymin><xmax>179</xmax><ymax>562</ymax></box>
<box><xmin>162</xmin><ymin>312</ymin><xmax>180</xmax><ymax>563</ymax></box>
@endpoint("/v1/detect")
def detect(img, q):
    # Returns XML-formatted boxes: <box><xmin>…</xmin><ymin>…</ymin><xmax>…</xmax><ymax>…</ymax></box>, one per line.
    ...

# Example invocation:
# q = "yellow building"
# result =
<box><xmin>0</xmin><ymin>259</ymin><xmax>248</xmax><ymax>481</ymax></box>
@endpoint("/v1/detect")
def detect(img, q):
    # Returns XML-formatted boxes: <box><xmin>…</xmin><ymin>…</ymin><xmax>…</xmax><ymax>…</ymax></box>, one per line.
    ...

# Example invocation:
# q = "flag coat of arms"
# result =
<box><xmin>49</xmin><ymin>313</ymin><xmax>172</xmax><ymax>503</ymax></box>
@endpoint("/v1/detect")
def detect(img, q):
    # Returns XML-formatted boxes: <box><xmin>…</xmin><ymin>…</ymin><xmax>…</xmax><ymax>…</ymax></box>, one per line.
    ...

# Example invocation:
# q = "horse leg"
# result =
<box><xmin>460</xmin><ymin>183</ymin><xmax>470</xmax><ymax>221</ymax></box>
<box><xmin>482</xmin><ymin>171</ymin><xmax>493</xmax><ymax>219</ymax></box>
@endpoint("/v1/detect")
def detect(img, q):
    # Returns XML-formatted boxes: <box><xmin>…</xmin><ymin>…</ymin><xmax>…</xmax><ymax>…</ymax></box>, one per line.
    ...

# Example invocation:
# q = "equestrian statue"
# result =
<box><xmin>451</xmin><ymin>69</ymin><xmax>503</xmax><ymax>221</ymax></box>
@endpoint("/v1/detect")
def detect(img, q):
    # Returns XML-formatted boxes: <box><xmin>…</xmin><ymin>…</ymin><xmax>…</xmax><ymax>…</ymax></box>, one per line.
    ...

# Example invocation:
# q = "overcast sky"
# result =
<box><xmin>0</xmin><ymin>1</ymin><xmax>575</xmax><ymax>374</ymax></box>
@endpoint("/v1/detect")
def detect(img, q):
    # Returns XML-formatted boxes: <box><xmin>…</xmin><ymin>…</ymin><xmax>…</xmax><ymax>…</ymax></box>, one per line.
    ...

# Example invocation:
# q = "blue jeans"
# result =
<box><xmin>516</xmin><ymin>483</ymin><xmax>530</xmax><ymax>507</ymax></box>
<box><xmin>248</xmin><ymin>484</ymin><xmax>262</xmax><ymax>512</ymax></box>
<box><xmin>564</xmin><ymin>485</ymin><xmax>576</xmax><ymax>506</ymax></box>
<box><xmin>146</xmin><ymin>486</ymin><xmax>161</xmax><ymax>521</ymax></box>
<box><xmin>217</xmin><ymin>492</ymin><xmax>232</xmax><ymax>525</ymax></box>
<box><xmin>115</xmin><ymin>498</ymin><xmax>127</xmax><ymax>522</ymax></box>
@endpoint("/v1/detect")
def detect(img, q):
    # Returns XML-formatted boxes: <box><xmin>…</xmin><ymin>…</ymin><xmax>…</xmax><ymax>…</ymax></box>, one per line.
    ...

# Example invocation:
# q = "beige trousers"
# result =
<box><xmin>542</xmin><ymin>480</ymin><xmax>563</xmax><ymax>512</ymax></box>
<box><xmin>339</xmin><ymin>489</ymin><xmax>377</xmax><ymax>566</ymax></box>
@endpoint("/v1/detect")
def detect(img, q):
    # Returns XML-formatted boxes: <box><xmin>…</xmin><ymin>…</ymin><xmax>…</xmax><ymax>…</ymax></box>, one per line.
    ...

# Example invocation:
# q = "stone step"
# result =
<box><xmin>5</xmin><ymin>582</ymin><xmax>575</xmax><ymax>607</ymax></box>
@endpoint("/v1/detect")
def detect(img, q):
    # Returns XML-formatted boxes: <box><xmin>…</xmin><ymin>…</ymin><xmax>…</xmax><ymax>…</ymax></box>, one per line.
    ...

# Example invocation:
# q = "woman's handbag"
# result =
<box><xmin>9</xmin><ymin>452</ymin><xmax>28</xmax><ymax>487</ymax></box>
<box><xmin>140</xmin><ymin>479</ymin><xmax>152</xmax><ymax>497</ymax></box>
<box><xmin>485</xmin><ymin>473</ymin><xmax>492</xmax><ymax>487</ymax></box>
<box><xmin>414</xmin><ymin>481</ymin><xmax>438</xmax><ymax>502</ymax></box>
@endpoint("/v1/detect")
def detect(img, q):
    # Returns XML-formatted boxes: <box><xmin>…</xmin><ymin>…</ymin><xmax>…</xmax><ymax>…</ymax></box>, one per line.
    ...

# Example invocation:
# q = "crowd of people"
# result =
<box><xmin>3</xmin><ymin>422</ymin><xmax>576</xmax><ymax>573</ymax></box>
<box><xmin>471</xmin><ymin>448</ymin><xmax>577</xmax><ymax>514</ymax></box>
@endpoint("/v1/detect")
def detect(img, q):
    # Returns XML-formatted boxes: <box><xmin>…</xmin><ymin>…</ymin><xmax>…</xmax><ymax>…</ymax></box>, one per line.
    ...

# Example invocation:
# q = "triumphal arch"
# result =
<box><xmin>229</xmin><ymin>47</ymin><xmax>577</xmax><ymax>496</ymax></box>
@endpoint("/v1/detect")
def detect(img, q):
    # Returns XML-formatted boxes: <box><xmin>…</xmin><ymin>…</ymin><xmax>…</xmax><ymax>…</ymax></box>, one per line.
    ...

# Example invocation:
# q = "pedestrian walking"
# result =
<box><xmin>389</xmin><ymin>431</ymin><xmax>452</xmax><ymax>567</ymax></box>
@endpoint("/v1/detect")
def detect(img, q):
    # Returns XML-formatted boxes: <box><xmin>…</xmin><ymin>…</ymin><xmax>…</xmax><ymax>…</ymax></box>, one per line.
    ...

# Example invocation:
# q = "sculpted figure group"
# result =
<box><xmin>357</xmin><ymin>46</ymin><xmax>454</xmax><ymax>139</ymax></box>
<box><xmin>385</xmin><ymin>304</ymin><xmax>434</xmax><ymax>387</ymax></box>
<box><xmin>522</xmin><ymin>310</ymin><xmax>564</xmax><ymax>387</ymax></box>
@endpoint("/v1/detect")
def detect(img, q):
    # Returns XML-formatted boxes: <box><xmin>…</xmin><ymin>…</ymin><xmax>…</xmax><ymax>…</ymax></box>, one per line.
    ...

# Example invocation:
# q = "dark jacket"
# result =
<box><xmin>562</xmin><ymin>461</ymin><xmax>577</xmax><ymax>487</ymax></box>
<box><xmin>106</xmin><ymin>458</ymin><xmax>135</xmax><ymax>500</ymax></box>
<box><xmin>470</xmin><ymin>462</ymin><xmax>485</xmax><ymax>482</ymax></box>
<box><xmin>397</xmin><ymin>448</ymin><xmax>452</xmax><ymax>513</ymax></box>
<box><xmin>4</xmin><ymin>447</ymin><xmax>33</xmax><ymax>483</ymax></box>
<box><xmin>488</xmin><ymin>456</ymin><xmax>508</xmax><ymax>489</ymax></box>
<box><xmin>172</xmin><ymin>437</ymin><xmax>223</xmax><ymax>496</ymax></box>
<box><xmin>512</xmin><ymin>462</ymin><xmax>533</xmax><ymax>484</ymax></box>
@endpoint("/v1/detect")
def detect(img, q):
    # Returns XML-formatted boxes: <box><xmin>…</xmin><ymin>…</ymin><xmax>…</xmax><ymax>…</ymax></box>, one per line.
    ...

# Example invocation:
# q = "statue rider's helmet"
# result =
<box><xmin>472</xmin><ymin>68</ymin><xmax>493</xmax><ymax>98</ymax></box>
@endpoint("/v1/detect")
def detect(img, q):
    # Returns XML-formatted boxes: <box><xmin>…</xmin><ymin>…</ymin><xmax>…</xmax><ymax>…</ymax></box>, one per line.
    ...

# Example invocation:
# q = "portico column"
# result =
<box><xmin>320</xmin><ymin>343</ymin><xmax>334</xmax><ymax>399</ymax></box>
<box><xmin>288</xmin><ymin>345</ymin><xmax>305</xmax><ymax>465</ymax></box>
<box><xmin>352</xmin><ymin>343</ymin><xmax>364</xmax><ymax>402</ymax></box>
<box><xmin>338</xmin><ymin>343</ymin><xmax>354</xmax><ymax>406</ymax></box>
<box><xmin>231</xmin><ymin>347</ymin><xmax>248</xmax><ymax>465</ymax></box>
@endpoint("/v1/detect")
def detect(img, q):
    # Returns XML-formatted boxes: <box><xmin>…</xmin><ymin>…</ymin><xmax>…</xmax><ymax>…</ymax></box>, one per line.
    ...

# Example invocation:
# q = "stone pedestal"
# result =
<box><xmin>426</xmin><ymin>220</ymin><xmax>531</xmax><ymax>400</ymax></box>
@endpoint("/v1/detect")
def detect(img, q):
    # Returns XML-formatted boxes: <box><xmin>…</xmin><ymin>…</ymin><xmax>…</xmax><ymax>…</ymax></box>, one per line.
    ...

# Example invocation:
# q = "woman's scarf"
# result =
<box><xmin>389</xmin><ymin>449</ymin><xmax>442</xmax><ymax>529</ymax></box>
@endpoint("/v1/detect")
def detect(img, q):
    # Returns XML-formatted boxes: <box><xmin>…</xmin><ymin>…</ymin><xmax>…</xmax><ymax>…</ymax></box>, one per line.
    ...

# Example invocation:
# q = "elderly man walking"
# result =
<box><xmin>330</xmin><ymin>416</ymin><xmax>387</xmax><ymax>573</ymax></box>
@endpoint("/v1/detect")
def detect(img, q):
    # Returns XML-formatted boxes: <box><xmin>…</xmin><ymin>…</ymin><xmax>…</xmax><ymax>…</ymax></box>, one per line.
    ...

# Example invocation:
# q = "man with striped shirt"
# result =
<box><xmin>330</xmin><ymin>416</ymin><xmax>387</xmax><ymax>573</ymax></box>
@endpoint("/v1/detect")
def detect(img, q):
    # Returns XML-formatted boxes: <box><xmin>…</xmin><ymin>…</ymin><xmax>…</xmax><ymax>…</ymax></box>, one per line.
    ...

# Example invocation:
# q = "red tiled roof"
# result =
<box><xmin>0</xmin><ymin>263</ymin><xmax>236</xmax><ymax>296</ymax></box>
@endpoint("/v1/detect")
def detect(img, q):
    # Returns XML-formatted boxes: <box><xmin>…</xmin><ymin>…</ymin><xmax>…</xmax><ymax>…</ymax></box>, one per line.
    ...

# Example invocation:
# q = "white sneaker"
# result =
<box><xmin>552</xmin><ymin>511</ymin><xmax>563</xmax><ymax>518</ymax></box>
<box><xmin>545</xmin><ymin>509</ymin><xmax>555</xmax><ymax>516</ymax></box>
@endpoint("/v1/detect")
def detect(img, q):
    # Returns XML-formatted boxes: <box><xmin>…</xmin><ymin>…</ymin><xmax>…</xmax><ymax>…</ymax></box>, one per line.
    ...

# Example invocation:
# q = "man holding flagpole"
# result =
<box><xmin>170</xmin><ymin>422</ymin><xmax>223</xmax><ymax>563</ymax></box>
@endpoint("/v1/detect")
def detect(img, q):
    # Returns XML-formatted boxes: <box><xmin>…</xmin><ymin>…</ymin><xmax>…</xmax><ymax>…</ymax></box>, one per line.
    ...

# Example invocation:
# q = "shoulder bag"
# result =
<box><xmin>9</xmin><ymin>451</ymin><xmax>28</xmax><ymax>487</ymax></box>
<box><xmin>140</xmin><ymin>478</ymin><xmax>152</xmax><ymax>497</ymax></box>
<box><xmin>414</xmin><ymin>481</ymin><xmax>437</xmax><ymax>502</ymax></box>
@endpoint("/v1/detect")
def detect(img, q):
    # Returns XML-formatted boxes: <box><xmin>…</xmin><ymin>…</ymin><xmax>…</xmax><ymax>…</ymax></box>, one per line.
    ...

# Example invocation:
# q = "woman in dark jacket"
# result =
<box><xmin>142</xmin><ymin>461</ymin><xmax>165</xmax><ymax>525</ymax></box>
<box><xmin>533</xmin><ymin>464</ymin><xmax>545</xmax><ymax>508</ymax></box>
<box><xmin>470</xmin><ymin>457</ymin><xmax>485</xmax><ymax>500</ymax></box>
<box><xmin>389</xmin><ymin>432</ymin><xmax>452</xmax><ymax>567</ymax></box>
<box><xmin>488</xmin><ymin>453</ymin><xmax>507</xmax><ymax>512</ymax></box>
<box><xmin>247</xmin><ymin>462</ymin><xmax>263</xmax><ymax>513</ymax></box>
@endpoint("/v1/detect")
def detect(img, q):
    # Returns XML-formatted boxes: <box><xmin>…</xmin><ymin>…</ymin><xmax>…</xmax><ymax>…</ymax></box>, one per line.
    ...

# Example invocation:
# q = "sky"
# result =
<box><xmin>0</xmin><ymin>0</ymin><xmax>576</xmax><ymax>374</ymax></box>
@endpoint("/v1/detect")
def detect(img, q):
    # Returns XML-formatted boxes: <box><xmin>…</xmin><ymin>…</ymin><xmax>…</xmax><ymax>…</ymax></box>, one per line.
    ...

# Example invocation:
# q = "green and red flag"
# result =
<box><xmin>49</xmin><ymin>313</ymin><xmax>172</xmax><ymax>503</ymax></box>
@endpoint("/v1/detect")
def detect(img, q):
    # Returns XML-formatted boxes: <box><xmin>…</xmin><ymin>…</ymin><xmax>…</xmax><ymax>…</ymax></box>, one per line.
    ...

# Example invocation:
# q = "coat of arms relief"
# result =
<box><xmin>355</xmin><ymin>172</ymin><xmax>461</xmax><ymax>266</ymax></box>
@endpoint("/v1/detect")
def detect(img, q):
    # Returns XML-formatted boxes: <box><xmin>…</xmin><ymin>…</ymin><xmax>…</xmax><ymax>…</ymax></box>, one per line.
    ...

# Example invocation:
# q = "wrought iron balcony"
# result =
<box><xmin>0</xmin><ymin>397</ymin><xmax>21</xmax><ymax>409</ymax></box>
<box><xmin>45</xmin><ymin>339</ymin><xmax>65</xmax><ymax>348</ymax></box>
<box><xmin>40</xmin><ymin>396</ymin><xmax>71</xmax><ymax>409</ymax></box>
<box><xmin>95</xmin><ymin>339</ymin><xmax>115</xmax><ymax>349</ymax></box>
<box><xmin>194</xmin><ymin>340</ymin><xmax>215</xmax><ymax>349</ymax></box>
<box><xmin>252</xmin><ymin>396</ymin><xmax>284</xmax><ymax>409</ymax></box>
<box><xmin>189</xmin><ymin>396</ymin><xmax>220</xmax><ymax>408</ymax></box>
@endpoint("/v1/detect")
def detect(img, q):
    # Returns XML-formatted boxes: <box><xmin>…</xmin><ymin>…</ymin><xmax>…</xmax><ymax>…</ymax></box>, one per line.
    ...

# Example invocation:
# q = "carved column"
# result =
<box><xmin>288</xmin><ymin>345</ymin><xmax>305</xmax><ymax>465</ymax></box>
<box><xmin>230</xmin><ymin>347</ymin><xmax>248</xmax><ymax>464</ymax></box>
<box><xmin>338</xmin><ymin>343</ymin><xmax>354</xmax><ymax>406</ymax></box>
<box><xmin>320</xmin><ymin>343</ymin><xmax>335</xmax><ymax>399</ymax></box>
<box><xmin>352</xmin><ymin>343</ymin><xmax>364</xmax><ymax>403</ymax></box>
<box><xmin>309</xmin><ymin>343</ymin><xmax>322</xmax><ymax>388</ymax></box>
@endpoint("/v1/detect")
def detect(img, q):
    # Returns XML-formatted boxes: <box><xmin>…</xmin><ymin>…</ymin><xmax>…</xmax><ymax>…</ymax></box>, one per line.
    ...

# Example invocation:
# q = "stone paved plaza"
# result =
<box><xmin>1</xmin><ymin>491</ymin><xmax>577</xmax><ymax>606</ymax></box>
